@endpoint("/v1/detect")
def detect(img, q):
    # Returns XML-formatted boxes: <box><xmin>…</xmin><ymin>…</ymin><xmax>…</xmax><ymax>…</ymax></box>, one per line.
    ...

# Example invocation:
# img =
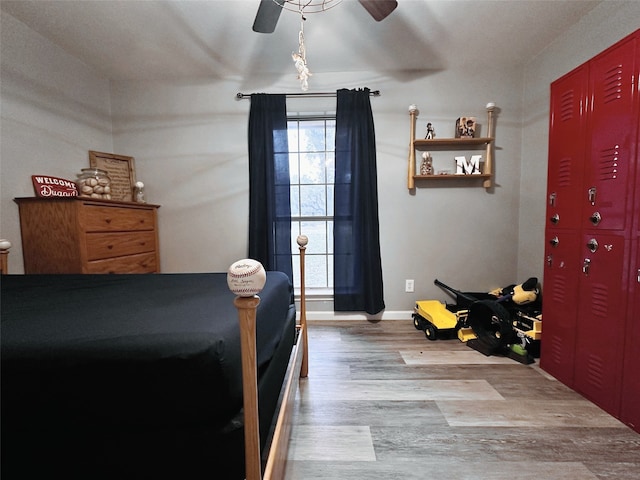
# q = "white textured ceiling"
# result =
<box><xmin>1</xmin><ymin>0</ymin><xmax>601</xmax><ymax>84</ymax></box>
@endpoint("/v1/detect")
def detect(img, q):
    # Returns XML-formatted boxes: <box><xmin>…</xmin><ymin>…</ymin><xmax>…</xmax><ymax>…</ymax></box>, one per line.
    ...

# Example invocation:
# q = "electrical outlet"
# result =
<box><xmin>405</xmin><ymin>279</ymin><xmax>414</xmax><ymax>293</ymax></box>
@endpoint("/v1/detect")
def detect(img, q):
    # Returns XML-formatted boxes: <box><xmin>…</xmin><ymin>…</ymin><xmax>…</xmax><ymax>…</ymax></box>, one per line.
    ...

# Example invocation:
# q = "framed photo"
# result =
<box><xmin>89</xmin><ymin>151</ymin><xmax>136</xmax><ymax>202</ymax></box>
<box><xmin>455</xmin><ymin>116</ymin><xmax>476</xmax><ymax>138</ymax></box>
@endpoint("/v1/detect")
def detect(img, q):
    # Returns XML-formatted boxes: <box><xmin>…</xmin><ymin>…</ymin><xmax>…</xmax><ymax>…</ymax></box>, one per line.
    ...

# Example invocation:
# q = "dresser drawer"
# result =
<box><xmin>85</xmin><ymin>231</ymin><xmax>156</xmax><ymax>261</ymax></box>
<box><xmin>80</xmin><ymin>205</ymin><xmax>156</xmax><ymax>232</ymax></box>
<box><xmin>85</xmin><ymin>252</ymin><xmax>158</xmax><ymax>274</ymax></box>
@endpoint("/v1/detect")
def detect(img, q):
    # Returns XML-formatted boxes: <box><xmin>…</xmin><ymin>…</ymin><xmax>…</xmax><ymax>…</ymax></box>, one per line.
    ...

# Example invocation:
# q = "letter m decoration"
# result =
<box><xmin>455</xmin><ymin>155</ymin><xmax>482</xmax><ymax>175</ymax></box>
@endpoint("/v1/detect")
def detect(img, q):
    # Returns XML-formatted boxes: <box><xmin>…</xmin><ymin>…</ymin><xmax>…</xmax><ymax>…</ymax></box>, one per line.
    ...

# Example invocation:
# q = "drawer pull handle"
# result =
<box><xmin>139</xmin><ymin>220</ymin><xmax>145</xmax><ymax>224</ymax></box>
<box><xmin>139</xmin><ymin>242</ymin><xmax>146</xmax><ymax>246</ymax></box>
<box><xmin>582</xmin><ymin>258</ymin><xmax>591</xmax><ymax>275</ymax></box>
<box><xmin>107</xmin><ymin>245</ymin><xmax>113</xmax><ymax>250</ymax></box>
<box><xmin>105</xmin><ymin>218</ymin><xmax>112</xmax><ymax>224</ymax></box>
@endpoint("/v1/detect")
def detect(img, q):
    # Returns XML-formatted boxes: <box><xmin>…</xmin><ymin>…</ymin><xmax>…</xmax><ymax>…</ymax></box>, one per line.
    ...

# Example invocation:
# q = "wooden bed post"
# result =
<box><xmin>0</xmin><ymin>239</ymin><xmax>11</xmax><ymax>275</ymax></box>
<box><xmin>232</xmin><ymin>243</ymin><xmax>310</xmax><ymax>480</ymax></box>
<box><xmin>297</xmin><ymin>235</ymin><xmax>309</xmax><ymax>378</ymax></box>
<box><xmin>234</xmin><ymin>295</ymin><xmax>262</xmax><ymax>480</ymax></box>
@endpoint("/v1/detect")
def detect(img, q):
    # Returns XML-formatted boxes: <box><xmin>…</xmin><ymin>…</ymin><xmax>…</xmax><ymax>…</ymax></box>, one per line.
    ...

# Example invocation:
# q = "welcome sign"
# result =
<box><xmin>31</xmin><ymin>175</ymin><xmax>78</xmax><ymax>198</ymax></box>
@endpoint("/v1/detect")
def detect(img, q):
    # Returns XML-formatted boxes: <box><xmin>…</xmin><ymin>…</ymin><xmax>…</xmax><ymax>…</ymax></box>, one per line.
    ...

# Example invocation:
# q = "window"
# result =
<box><xmin>288</xmin><ymin>116</ymin><xmax>335</xmax><ymax>294</ymax></box>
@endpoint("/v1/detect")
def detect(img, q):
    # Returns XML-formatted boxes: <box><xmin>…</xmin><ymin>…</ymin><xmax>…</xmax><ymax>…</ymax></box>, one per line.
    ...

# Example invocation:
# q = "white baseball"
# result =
<box><xmin>227</xmin><ymin>258</ymin><xmax>267</xmax><ymax>297</ymax></box>
<box><xmin>297</xmin><ymin>234</ymin><xmax>308</xmax><ymax>247</ymax></box>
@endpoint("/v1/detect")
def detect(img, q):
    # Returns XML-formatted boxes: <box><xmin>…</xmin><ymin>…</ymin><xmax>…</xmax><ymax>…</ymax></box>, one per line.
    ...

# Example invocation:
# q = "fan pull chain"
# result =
<box><xmin>292</xmin><ymin>9</ymin><xmax>311</xmax><ymax>91</ymax></box>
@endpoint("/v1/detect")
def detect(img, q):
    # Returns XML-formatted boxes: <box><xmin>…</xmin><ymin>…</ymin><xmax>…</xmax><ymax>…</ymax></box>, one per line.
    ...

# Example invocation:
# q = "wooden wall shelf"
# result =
<box><xmin>407</xmin><ymin>104</ymin><xmax>496</xmax><ymax>190</ymax></box>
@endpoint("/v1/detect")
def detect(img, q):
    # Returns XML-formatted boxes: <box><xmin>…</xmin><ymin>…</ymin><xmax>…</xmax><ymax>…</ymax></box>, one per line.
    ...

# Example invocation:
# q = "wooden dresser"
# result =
<box><xmin>15</xmin><ymin>197</ymin><xmax>160</xmax><ymax>274</ymax></box>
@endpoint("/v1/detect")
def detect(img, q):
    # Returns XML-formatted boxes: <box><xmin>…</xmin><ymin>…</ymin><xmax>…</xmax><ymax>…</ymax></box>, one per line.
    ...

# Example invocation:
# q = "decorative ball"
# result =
<box><xmin>0</xmin><ymin>239</ymin><xmax>12</xmax><ymax>250</ymax></box>
<box><xmin>408</xmin><ymin>104</ymin><xmax>418</xmax><ymax>113</ymax></box>
<box><xmin>486</xmin><ymin>102</ymin><xmax>496</xmax><ymax>109</ymax></box>
<box><xmin>297</xmin><ymin>235</ymin><xmax>308</xmax><ymax>247</ymax></box>
<box><xmin>227</xmin><ymin>258</ymin><xmax>267</xmax><ymax>297</ymax></box>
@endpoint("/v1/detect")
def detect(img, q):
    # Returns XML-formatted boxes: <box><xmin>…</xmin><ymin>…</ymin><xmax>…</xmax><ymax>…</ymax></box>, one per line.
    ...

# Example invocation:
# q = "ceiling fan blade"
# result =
<box><xmin>252</xmin><ymin>0</ymin><xmax>285</xmax><ymax>33</ymax></box>
<box><xmin>358</xmin><ymin>0</ymin><xmax>398</xmax><ymax>22</ymax></box>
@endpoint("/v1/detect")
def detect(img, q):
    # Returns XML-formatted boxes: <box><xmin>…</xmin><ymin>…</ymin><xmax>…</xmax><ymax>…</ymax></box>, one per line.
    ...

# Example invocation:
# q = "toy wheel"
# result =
<box><xmin>413</xmin><ymin>314</ymin><xmax>427</xmax><ymax>330</ymax></box>
<box><xmin>424</xmin><ymin>324</ymin><xmax>437</xmax><ymax>341</ymax></box>
<box><xmin>467</xmin><ymin>300</ymin><xmax>514</xmax><ymax>351</ymax></box>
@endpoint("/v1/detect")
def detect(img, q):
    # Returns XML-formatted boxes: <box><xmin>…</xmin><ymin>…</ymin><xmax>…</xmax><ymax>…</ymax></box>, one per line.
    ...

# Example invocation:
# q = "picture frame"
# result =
<box><xmin>89</xmin><ymin>151</ymin><xmax>136</xmax><ymax>202</ymax></box>
<box><xmin>455</xmin><ymin>116</ymin><xmax>476</xmax><ymax>138</ymax></box>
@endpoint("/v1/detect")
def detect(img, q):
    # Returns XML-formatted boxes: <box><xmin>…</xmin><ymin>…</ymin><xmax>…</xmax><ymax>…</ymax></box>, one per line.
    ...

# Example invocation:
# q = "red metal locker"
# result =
<box><xmin>573</xmin><ymin>232</ymin><xmax>630</xmax><ymax>416</ymax></box>
<box><xmin>540</xmin><ymin>229</ymin><xmax>582</xmax><ymax>386</ymax></box>
<box><xmin>620</xmin><ymin>236</ymin><xmax>640</xmax><ymax>432</ymax></box>
<box><xmin>584</xmin><ymin>34</ymin><xmax>639</xmax><ymax>231</ymax></box>
<box><xmin>547</xmin><ymin>66</ymin><xmax>588</xmax><ymax>232</ymax></box>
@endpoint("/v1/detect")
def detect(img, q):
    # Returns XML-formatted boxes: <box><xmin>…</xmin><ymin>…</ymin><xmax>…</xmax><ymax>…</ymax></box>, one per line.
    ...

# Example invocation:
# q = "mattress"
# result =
<box><xmin>1</xmin><ymin>271</ymin><xmax>294</xmax><ymax>430</ymax></box>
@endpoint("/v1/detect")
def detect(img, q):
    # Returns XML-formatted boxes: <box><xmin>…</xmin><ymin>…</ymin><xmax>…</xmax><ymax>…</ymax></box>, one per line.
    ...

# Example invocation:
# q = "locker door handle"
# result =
<box><xmin>587</xmin><ymin>238</ymin><xmax>598</xmax><ymax>253</ymax></box>
<box><xmin>637</xmin><ymin>268</ymin><xmax>640</xmax><ymax>284</ymax></box>
<box><xmin>550</xmin><ymin>214</ymin><xmax>560</xmax><ymax>225</ymax></box>
<box><xmin>546</xmin><ymin>255</ymin><xmax>553</xmax><ymax>267</ymax></box>
<box><xmin>549</xmin><ymin>236</ymin><xmax>559</xmax><ymax>247</ymax></box>
<box><xmin>549</xmin><ymin>192</ymin><xmax>557</xmax><ymax>207</ymax></box>
<box><xmin>582</xmin><ymin>258</ymin><xmax>591</xmax><ymax>275</ymax></box>
<box><xmin>589</xmin><ymin>212</ymin><xmax>602</xmax><ymax>225</ymax></box>
<box><xmin>588</xmin><ymin>187</ymin><xmax>597</xmax><ymax>205</ymax></box>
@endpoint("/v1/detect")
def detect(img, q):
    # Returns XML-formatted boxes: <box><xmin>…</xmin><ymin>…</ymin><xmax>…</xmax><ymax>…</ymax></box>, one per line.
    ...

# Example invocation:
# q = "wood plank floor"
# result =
<box><xmin>284</xmin><ymin>320</ymin><xmax>640</xmax><ymax>480</ymax></box>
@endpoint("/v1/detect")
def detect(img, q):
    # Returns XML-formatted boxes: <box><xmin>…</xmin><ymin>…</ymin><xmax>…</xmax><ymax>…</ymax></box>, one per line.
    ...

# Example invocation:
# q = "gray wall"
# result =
<box><xmin>2</xmin><ymin>2</ymin><xmax>639</xmax><ymax>318</ymax></box>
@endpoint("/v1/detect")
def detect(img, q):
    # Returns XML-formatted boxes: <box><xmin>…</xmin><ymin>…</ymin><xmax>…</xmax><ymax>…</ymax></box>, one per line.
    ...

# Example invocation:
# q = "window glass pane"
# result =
<box><xmin>290</xmin><ymin>185</ymin><xmax>300</xmax><ymax>216</ymax></box>
<box><xmin>326</xmin><ymin>120</ymin><xmax>336</xmax><ymax>152</ymax></box>
<box><xmin>301</xmin><ymin>221</ymin><xmax>327</xmax><ymax>255</ymax></box>
<box><xmin>325</xmin><ymin>152</ymin><xmax>335</xmax><ymax>183</ymax></box>
<box><xmin>305</xmin><ymin>254</ymin><xmax>329</xmax><ymax>288</ymax></box>
<box><xmin>289</xmin><ymin>153</ymin><xmax>299</xmax><ymax>183</ymax></box>
<box><xmin>292</xmin><ymin>254</ymin><xmax>301</xmax><ymax>289</ymax></box>
<box><xmin>300</xmin><ymin>153</ymin><xmax>325</xmax><ymax>184</ymax></box>
<box><xmin>327</xmin><ymin>221</ymin><xmax>333</xmax><ymax>254</ymax></box>
<box><xmin>299</xmin><ymin>120</ymin><xmax>326</xmax><ymax>152</ymax></box>
<box><xmin>287</xmin><ymin>121</ymin><xmax>299</xmax><ymax>149</ymax></box>
<box><xmin>300</xmin><ymin>185</ymin><xmax>327</xmax><ymax>216</ymax></box>
<box><xmin>327</xmin><ymin>185</ymin><xmax>334</xmax><ymax>216</ymax></box>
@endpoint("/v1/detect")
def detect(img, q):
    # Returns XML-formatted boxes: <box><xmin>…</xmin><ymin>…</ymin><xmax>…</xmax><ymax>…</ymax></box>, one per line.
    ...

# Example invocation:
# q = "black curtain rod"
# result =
<box><xmin>236</xmin><ymin>90</ymin><xmax>380</xmax><ymax>99</ymax></box>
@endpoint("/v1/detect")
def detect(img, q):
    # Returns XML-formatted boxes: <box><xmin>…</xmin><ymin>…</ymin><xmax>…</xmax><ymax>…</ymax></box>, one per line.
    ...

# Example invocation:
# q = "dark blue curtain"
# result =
<box><xmin>248</xmin><ymin>94</ymin><xmax>293</xmax><ymax>282</ymax></box>
<box><xmin>334</xmin><ymin>88</ymin><xmax>385</xmax><ymax>314</ymax></box>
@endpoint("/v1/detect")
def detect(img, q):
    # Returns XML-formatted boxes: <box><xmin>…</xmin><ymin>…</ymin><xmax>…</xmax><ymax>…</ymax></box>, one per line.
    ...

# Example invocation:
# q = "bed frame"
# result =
<box><xmin>0</xmin><ymin>236</ymin><xmax>308</xmax><ymax>480</ymax></box>
<box><xmin>237</xmin><ymin>235</ymin><xmax>309</xmax><ymax>480</ymax></box>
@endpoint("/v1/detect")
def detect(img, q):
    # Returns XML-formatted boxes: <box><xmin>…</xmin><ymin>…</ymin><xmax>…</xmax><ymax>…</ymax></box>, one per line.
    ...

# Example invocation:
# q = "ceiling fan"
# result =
<box><xmin>252</xmin><ymin>0</ymin><xmax>398</xmax><ymax>34</ymax></box>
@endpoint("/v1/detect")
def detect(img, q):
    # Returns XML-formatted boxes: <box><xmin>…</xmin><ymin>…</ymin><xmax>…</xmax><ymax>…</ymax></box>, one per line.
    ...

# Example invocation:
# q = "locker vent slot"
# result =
<box><xmin>551</xmin><ymin>275</ymin><xmax>567</xmax><ymax>305</ymax></box>
<box><xmin>590</xmin><ymin>284</ymin><xmax>609</xmax><ymax>317</ymax></box>
<box><xmin>557</xmin><ymin>157</ymin><xmax>573</xmax><ymax>187</ymax></box>
<box><xmin>560</xmin><ymin>90</ymin><xmax>575</xmax><ymax>121</ymax></box>
<box><xmin>586</xmin><ymin>354</ymin><xmax>605</xmax><ymax>390</ymax></box>
<box><xmin>602</xmin><ymin>64</ymin><xmax>623</xmax><ymax>104</ymax></box>
<box><xmin>549</xmin><ymin>335</ymin><xmax>565</xmax><ymax>366</ymax></box>
<box><xmin>597</xmin><ymin>146</ymin><xmax>620</xmax><ymax>180</ymax></box>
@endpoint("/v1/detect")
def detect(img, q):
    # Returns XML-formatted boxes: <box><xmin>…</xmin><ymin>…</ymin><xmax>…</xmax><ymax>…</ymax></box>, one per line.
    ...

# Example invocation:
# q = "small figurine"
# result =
<box><xmin>425</xmin><ymin>122</ymin><xmax>435</xmax><ymax>139</ymax></box>
<box><xmin>420</xmin><ymin>152</ymin><xmax>434</xmax><ymax>175</ymax></box>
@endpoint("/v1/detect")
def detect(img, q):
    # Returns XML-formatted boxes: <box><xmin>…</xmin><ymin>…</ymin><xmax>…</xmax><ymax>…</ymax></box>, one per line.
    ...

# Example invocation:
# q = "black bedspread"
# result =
<box><xmin>1</xmin><ymin>271</ymin><xmax>296</xmax><ymax>479</ymax></box>
<box><xmin>1</xmin><ymin>271</ymin><xmax>293</xmax><ymax>430</ymax></box>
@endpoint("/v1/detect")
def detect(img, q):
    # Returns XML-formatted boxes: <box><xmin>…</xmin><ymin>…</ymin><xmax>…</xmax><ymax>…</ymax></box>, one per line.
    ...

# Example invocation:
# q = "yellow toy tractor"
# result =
<box><xmin>413</xmin><ymin>299</ymin><xmax>470</xmax><ymax>341</ymax></box>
